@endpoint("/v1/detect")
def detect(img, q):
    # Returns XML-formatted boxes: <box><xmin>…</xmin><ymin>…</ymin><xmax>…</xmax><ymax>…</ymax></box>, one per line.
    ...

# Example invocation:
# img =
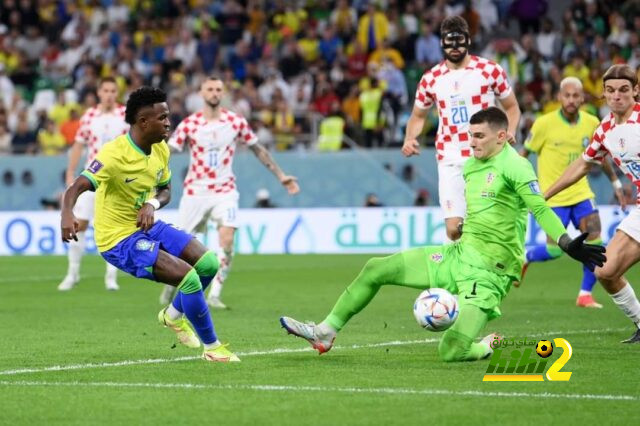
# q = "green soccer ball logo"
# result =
<box><xmin>536</xmin><ymin>340</ymin><xmax>553</xmax><ymax>358</ymax></box>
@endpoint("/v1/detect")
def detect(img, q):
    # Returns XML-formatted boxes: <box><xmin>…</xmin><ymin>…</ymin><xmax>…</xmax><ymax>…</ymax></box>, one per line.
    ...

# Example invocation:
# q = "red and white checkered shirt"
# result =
<box><xmin>75</xmin><ymin>104</ymin><xmax>129</xmax><ymax>168</ymax></box>
<box><xmin>414</xmin><ymin>56</ymin><xmax>512</xmax><ymax>166</ymax></box>
<box><xmin>584</xmin><ymin>103</ymin><xmax>640</xmax><ymax>205</ymax></box>
<box><xmin>169</xmin><ymin>109</ymin><xmax>258</xmax><ymax>196</ymax></box>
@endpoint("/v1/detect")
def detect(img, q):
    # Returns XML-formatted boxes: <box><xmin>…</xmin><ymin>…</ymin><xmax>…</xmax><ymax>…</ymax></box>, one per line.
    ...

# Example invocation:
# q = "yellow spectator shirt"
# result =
<box><xmin>524</xmin><ymin>109</ymin><xmax>599</xmax><ymax>207</ymax></box>
<box><xmin>81</xmin><ymin>134</ymin><xmax>171</xmax><ymax>252</ymax></box>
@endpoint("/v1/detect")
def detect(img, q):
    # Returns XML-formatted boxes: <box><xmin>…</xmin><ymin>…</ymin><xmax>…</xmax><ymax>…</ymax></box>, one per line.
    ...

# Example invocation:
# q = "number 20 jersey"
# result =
<box><xmin>414</xmin><ymin>56</ymin><xmax>513</xmax><ymax>166</ymax></box>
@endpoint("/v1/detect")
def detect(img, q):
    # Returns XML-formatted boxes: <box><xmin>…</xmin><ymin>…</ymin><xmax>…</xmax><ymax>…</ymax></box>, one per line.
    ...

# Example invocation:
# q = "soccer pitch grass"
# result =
<box><xmin>1</xmin><ymin>254</ymin><xmax>638</xmax><ymax>425</ymax></box>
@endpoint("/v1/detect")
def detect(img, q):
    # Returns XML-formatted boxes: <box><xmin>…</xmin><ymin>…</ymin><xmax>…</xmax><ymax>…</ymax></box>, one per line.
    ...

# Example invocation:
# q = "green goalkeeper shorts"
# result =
<box><xmin>423</xmin><ymin>244</ymin><xmax>511</xmax><ymax>321</ymax></box>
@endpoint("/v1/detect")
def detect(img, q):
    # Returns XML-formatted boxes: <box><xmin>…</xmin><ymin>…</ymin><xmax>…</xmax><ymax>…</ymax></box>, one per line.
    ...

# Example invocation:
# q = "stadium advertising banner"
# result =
<box><xmin>0</xmin><ymin>206</ymin><xmax>630</xmax><ymax>256</ymax></box>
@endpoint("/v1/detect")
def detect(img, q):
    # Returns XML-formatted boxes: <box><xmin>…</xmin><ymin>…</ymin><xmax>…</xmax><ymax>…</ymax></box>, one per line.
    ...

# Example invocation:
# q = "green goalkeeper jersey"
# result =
<box><xmin>460</xmin><ymin>144</ymin><xmax>566</xmax><ymax>280</ymax></box>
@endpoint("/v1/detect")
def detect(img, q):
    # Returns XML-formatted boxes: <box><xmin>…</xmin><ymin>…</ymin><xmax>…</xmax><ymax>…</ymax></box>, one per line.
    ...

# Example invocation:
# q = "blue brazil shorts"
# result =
<box><xmin>101</xmin><ymin>220</ymin><xmax>194</xmax><ymax>281</ymax></box>
<box><xmin>551</xmin><ymin>199</ymin><xmax>597</xmax><ymax>229</ymax></box>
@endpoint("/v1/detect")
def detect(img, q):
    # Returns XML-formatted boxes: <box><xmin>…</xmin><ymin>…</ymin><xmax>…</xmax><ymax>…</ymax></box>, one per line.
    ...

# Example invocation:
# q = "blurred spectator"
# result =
<box><xmin>254</xmin><ymin>188</ymin><xmax>277</xmax><ymax>208</ymax></box>
<box><xmin>510</xmin><ymin>0</ymin><xmax>548</xmax><ymax>34</ymax></box>
<box><xmin>49</xmin><ymin>90</ymin><xmax>80</xmax><ymax>126</ymax></box>
<box><xmin>272</xmin><ymin>97</ymin><xmax>297</xmax><ymax>150</ymax></box>
<box><xmin>331</xmin><ymin>0</ymin><xmax>357</xmax><ymax>42</ymax></box>
<box><xmin>37</xmin><ymin>119</ymin><xmax>66</xmax><ymax>156</ymax></box>
<box><xmin>0</xmin><ymin>64</ymin><xmax>15</xmax><ymax>109</ymax></box>
<box><xmin>0</xmin><ymin>123</ymin><xmax>11</xmax><ymax>155</ymax></box>
<box><xmin>368</xmin><ymin>38</ymin><xmax>405</xmax><ymax>70</ymax></box>
<box><xmin>317</xmin><ymin>101</ymin><xmax>344</xmax><ymax>152</ymax></box>
<box><xmin>59</xmin><ymin>108</ymin><xmax>82</xmax><ymax>146</ymax></box>
<box><xmin>414</xmin><ymin>189</ymin><xmax>430</xmax><ymax>206</ymax></box>
<box><xmin>357</xmin><ymin>4</ymin><xmax>389</xmax><ymax>53</ymax></box>
<box><xmin>359</xmin><ymin>78</ymin><xmax>383</xmax><ymax>147</ymax></box>
<box><xmin>364</xmin><ymin>193</ymin><xmax>384</xmax><ymax>207</ymax></box>
<box><xmin>11</xmin><ymin>118</ymin><xmax>36</xmax><ymax>154</ymax></box>
<box><xmin>416</xmin><ymin>21</ymin><xmax>443</xmax><ymax>68</ymax></box>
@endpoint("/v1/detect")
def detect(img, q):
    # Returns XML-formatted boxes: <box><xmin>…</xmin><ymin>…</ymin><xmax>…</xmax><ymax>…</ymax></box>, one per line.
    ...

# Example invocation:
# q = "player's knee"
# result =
<box><xmin>595</xmin><ymin>265</ymin><xmax>619</xmax><ymax>284</ymax></box>
<box><xmin>178</xmin><ymin>269</ymin><xmax>203</xmax><ymax>294</ymax></box>
<box><xmin>194</xmin><ymin>250</ymin><xmax>219</xmax><ymax>277</ymax></box>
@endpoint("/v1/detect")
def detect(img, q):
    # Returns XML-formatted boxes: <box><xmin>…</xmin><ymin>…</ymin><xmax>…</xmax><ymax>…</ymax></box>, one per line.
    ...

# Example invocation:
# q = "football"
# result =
<box><xmin>413</xmin><ymin>288</ymin><xmax>459</xmax><ymax>331</ymax></box>
<box><xmin>536</xmin><ymin>340</ymin><xmax>554</xmax><ymax>358</ymax></box>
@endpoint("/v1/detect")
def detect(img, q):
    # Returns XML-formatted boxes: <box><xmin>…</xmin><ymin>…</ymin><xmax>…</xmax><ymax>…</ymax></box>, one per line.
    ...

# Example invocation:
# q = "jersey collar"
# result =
<box><xmin>126</xmin><ymin>133</ymin><xmax>148</xmax><ymax>156</ymax></box>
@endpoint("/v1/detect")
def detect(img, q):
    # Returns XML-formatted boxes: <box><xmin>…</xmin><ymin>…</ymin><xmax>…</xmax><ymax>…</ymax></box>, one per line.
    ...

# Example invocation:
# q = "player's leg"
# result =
<box><xmin>439</xmin><ymin>263</ymin><xmax>507</xmax><ymax>362</ymax></box>
<box><xmin>159</xmin><ymin>194</ymin><xmax>212</xmax><ymax>305</ymax></box>
<box><xmin>58</xmin><ymin>191</ymin><xmax>93</xmax><ymax>291</ymax></box>
<box><xmin>207</xmin><ymin>192</ymin><xmax>239</xmax><ymax>309</ymax></box>
<box><xmin>575</xmin><ymin>203</ymin><xmax>603</xmax><ymax>308</ymax></box>
<box><xmin>280</xmin><ymin>246</ymin><xmax>455</xmax><ymax>353</ymax></box>
<box><xmin>438</xmin><ymin>304</ymin><xmax>492</xmax><ymax>362</ymax></box>
<box><xmin>594</xmin><ymin>217</ymin><xmax>640</xmax><ymax>342</ymax></box>
<box><xmin>438</xmin><ymin>164</ymin><xmax>466</xmax><ymax>241</ymax></box>
<box><xmin>120</xmin><ymin>220</ymin><xmax>238</xmax><ymax>361</ymax></box>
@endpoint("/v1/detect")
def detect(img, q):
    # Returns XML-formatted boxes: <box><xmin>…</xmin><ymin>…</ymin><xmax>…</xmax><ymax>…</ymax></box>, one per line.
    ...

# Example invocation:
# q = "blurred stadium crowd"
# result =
<box><xmin>0</xmin><ymin>0</ymin><xmax>639</xmax><ymax>156</ymax></box>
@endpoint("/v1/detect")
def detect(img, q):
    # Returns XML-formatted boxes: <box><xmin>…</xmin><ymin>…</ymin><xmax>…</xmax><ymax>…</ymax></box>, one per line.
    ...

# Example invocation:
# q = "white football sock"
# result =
<box><xmin>165</xmin><ymin>303</ymin><xmax>182</xmax><ymax>321</ymax></box>
<box><xmin>611</xmin><ymin>282</ymin><xmax>640</xmax><ymax>329</ymax></box>
<box><xmin>209</xmin><ymin>278</ymin><xmax>223</xmax><ymax>299</ymax></box>
<box><xmin>67</xmin><ymin>231</ymin><xmax>86</xmax><ymax>278</ymax></box>
<box><xmin>203</xmin><ymin>340</ymin><xmax>221</xmax><ymax>350</ymax></box>
<box><xmin>105</xmin><ymin>262</ymin><xmax>118</xmax><ymax>281</ymax></box>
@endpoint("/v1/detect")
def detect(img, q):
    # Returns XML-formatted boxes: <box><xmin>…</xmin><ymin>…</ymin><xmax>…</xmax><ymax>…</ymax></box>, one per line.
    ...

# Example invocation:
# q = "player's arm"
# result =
<box><xmin>65</xmin><ymin>142</ymin><xmax>85</xmax><ymax>187</ymax></box>
<box><xmin>543</xmin><ymin>156</ymin><xmax>590</xmax><ymax>201</ymax></box>
<box><xmin>402</xmin><ymin>106</ymin><xmax>428</xmax><ymax>157</ymax></box>
<box><xmin>601</xmin><ymin>157</ymin><xmax>626</xmax><ymax>211</ymax></box>
<box><xmin>498</xmin><ymin>92</ymin><xmax>520</xmax><ymax>145</ymax></box>
<box><xmin>516</xmin><ymin>178</ymin><xmax>605</xmax><ymax>270</ymax></box>
<box><xmin>60</xmin><ymin>175</ymin><xmax>93</xmax><ymax>242</ymax></box>
<box><xmin>249</xmin><ymin>143</ymin><xmax>299</xmax><ymax>194</ymax></box>
<box><xmin>137</xmin><ymin>182</ymin><xmax>171</xmax><ymax>231</ymax></box>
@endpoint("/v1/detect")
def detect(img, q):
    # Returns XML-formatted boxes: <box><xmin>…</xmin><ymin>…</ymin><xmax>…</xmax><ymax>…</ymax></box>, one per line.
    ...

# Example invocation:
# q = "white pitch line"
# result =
<box><xmin>0</xmin><ymin>338</ymin><xmax>439</xmax><ymax>376</ymax></box>
<box><xmin>0</xmin><ymin>380</ymin><xmax>637</xmax><ymax>402</ymax></box>
<box><xmin>0</xmin><ymin>327</ymin><xmax>631</xmax><ymax>377</ymax></box>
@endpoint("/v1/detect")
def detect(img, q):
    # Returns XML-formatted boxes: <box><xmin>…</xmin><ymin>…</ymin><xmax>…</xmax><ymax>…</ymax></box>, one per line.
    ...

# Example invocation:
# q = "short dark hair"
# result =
<box><xmin>603</xmin><ymin>64</ymin><xmax>638</xmax><ymax>87</ymax></box>
<box><xmin>440</xmin><ymin>16</ymin><xmax>469</xmax><ymax>35</ymax></box>
<box><xmin>469</xmin><ymin>107</ymin><xmax>508</xmax><ymax>131</ymax></box>
<box><xmin>125</xmin><ymin>86</ymin><xmax>167</xmax><ymax>125</ymax></box>
<box><xmin>99</xmin><ymin>76</ymin><xmax>117</xmax><ymax>87</ymax></box>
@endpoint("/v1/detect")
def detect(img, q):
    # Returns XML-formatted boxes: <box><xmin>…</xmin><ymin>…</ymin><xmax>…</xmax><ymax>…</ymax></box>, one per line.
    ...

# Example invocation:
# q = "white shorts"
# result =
<box><xmin>73</xmin><ymin>191</ymin><xmax>95</xmax><ymax>221</ymax></box>
<box><xmin>618</xmin><ymin>208</ymin><xmax>640</xmax><ymax>243</ymax></box>
<box><xmin>178</xmin><ymin>191</ymin><xmax>239</xmax><ymax>233</ymax></box>
<box><xmin>437</xmin><ymin>164</ymin><xmax>466</xmax><ymax>219</ymax></box>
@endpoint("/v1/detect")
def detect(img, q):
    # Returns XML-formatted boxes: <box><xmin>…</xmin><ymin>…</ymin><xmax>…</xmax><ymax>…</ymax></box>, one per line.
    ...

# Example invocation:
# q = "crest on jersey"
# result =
<box><xmin>135</xmin><ymin>240</ymin><xmax>155</xmax><ymax>252</ymax></box>
<box><xmin>453</xmin><ymin>81</ymin><xmax>460</xmax><ymax>92</ymax></box>
<box><xmin>430</xmin><ymin>253</ymin><xmax>443</xmax><ymax>263</ymax></box>
<box><xmin>619</xmin><ymin>138</ymin><xmax>626</xmax><ymax>150</ymax></box>
<box><xmin>486</xmin><ymin>172</ymin><xmax>495</xmax><ymax>184</ymax></box>
<box><xmin>87</xmin><ymin>159</ymin><xmax>103</xmax><ymax>174</ymax></box>
<box><xmin>529</xmin><ymin>181</ymin><xmax>541</xmax><ymax>194</ymax></box>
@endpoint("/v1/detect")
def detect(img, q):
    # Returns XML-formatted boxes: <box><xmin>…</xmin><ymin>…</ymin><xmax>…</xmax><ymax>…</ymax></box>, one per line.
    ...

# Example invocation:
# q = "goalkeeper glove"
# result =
<box><xmin>557</xmin><ymin>232</ymin><xmax>606</xmax><ymax>271</ymax></box>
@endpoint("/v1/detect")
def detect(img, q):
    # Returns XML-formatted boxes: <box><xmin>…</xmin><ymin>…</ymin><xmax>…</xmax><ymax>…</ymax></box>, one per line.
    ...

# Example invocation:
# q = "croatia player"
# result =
<box><xmin>402</xmin><ymin>16</ymin><xmax>520</xmax><ymax>241</ymax></box>
<box><xmin>520</xmin><ymin>77</ymin><xmax>626</xmax><ymax>308</ymax></box>
<box><xmin>58</xmin><ymin>76</ymin><xmax>129</xmax><ymax>291</ymax></box>
<box><xmin>159</xmin><ymin>76</ymin><xmax>300</xmax><ymax>308</ymax></box>
<box><xmin>546</xmin><ymin>64</ymin><xmax>640</xmax><ymax>343</ymax></box>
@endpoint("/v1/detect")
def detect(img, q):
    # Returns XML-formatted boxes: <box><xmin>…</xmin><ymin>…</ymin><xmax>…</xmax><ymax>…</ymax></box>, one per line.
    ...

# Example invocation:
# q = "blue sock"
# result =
<box><xmin>181</xmin><ymin>290</ymin><xmax>217</xmax><ymax>344</ymax></box>
<box><xmin>580</xmin><ymin>239</ymin><xmax>602</xmax><ymax>293</ymax></box>
<box><xmin>526</xmin><ymin>244</ymin><xmax>563</xmax><ymax>263</ymax></box>
<box><xmin>581</xmin><ymin>264</ymin><xmax>597</xmax><ymax>292</ymax></box>
<box><xmin>171</xmin><ymin>276</ymin><xmax>214</xmax><ymax>313</ymax></box>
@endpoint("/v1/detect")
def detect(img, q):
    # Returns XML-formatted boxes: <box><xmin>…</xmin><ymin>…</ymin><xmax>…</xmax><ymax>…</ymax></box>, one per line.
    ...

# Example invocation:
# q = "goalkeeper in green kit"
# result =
<box><xmin>280</xmin><ymin>107</ymin><xmax>606</xmax><ymax>362</ymax></box>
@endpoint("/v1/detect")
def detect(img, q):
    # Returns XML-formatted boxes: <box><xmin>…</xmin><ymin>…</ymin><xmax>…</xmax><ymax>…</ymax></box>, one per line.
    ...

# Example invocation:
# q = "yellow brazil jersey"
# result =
<box><xmin>80</xmin><ymin>134</ymin><xmax>172</xmax><ymax>252</ymax></box>
<box><xmin>524</xmin><ymin>109</ymin><xmax>599</xmax><ymax>207</ymax></box>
